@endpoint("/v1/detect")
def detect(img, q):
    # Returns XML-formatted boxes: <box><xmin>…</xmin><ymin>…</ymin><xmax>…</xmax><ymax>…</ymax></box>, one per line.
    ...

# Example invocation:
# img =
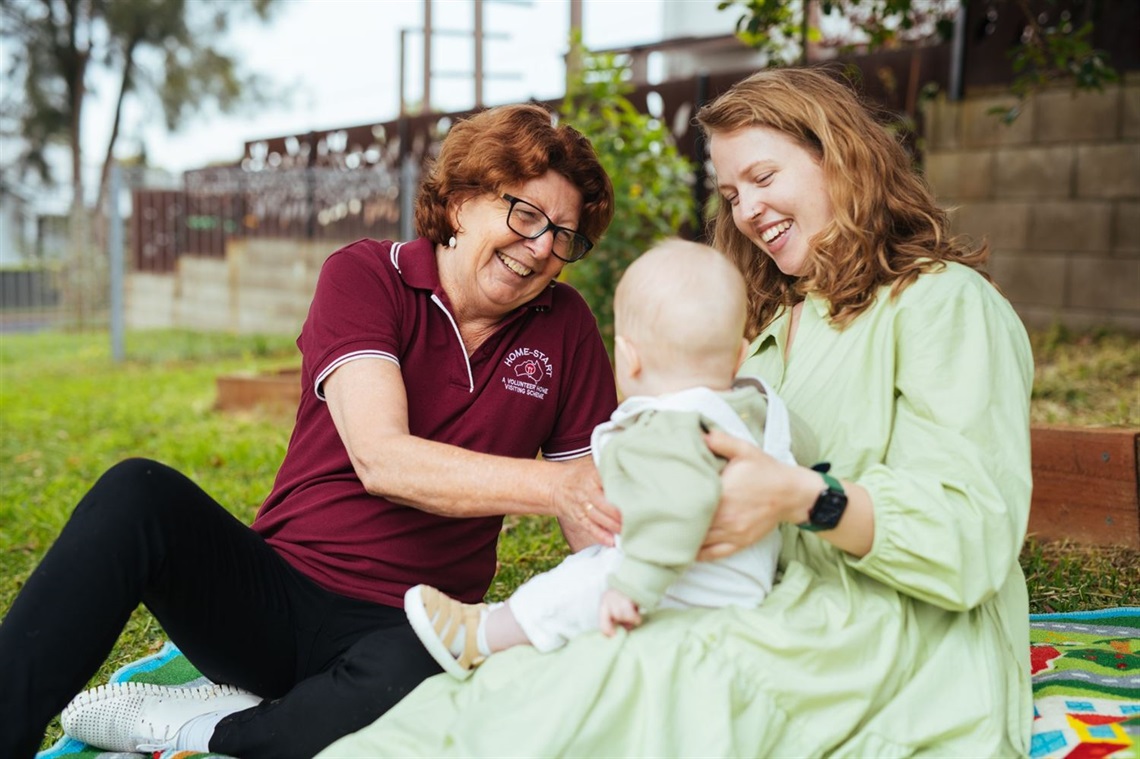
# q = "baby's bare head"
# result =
<box><xmin>614</xmin><ymin>239</ymin><xmax>747</xmax><ymax>384</ymax></box>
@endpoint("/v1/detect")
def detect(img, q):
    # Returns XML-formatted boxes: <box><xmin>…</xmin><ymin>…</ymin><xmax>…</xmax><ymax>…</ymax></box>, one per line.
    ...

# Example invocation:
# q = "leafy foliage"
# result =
<box><xmin>717</xmin><ymin>0</ymin><xmax>1118</xmax><ymax>123</ymax></box>
<box><xmin>989</xmin><ymin>0</ymin><xmax>1118</xmax><ymax>123</ymax></box>
<box><xmin>0</xmin><ymin>0</ymin><xmax>278</xmax><ymax>210</ymax></box>
<box><xmin>718</xmin><ymin>0</ymin><xmax>804</xmax><ymax>58</ymax></box>
<box><xmin>717</xmin><ymin>0</ymin><xmax>958</xmax><ymax>65</ymax></box>
<box><xmin>558</xmin><ymin>42</ymin><xmax>697</xmax><ymax>352</ymax></box>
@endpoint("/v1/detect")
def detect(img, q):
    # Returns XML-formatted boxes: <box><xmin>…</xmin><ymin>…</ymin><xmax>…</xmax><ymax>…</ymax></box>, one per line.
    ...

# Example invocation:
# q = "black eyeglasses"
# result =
<box><xmin>502</xmin><ymin>194</ymin><xmax>593</xmax><ymax>263</ymax></box>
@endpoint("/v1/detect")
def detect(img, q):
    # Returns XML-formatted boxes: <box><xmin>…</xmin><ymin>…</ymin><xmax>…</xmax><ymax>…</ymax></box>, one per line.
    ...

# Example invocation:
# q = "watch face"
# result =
<box><xmin>810</xmin><ymin>490</ymin><xmax>847</xmax><ymax>529</ymax></box>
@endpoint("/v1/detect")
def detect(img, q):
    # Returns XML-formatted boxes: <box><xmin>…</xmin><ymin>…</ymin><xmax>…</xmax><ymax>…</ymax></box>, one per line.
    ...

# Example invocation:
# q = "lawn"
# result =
<box><xmin>1</xmin><ymin>325</ymin><xmax>1137</xmax><ymax>748</ymax></box>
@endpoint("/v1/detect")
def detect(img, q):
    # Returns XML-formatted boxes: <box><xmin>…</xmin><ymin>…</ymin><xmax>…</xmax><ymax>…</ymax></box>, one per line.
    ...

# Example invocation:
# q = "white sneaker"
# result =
<box><xmin>60</xmin><ymin>681</ymin><xmax>262</xmax><ymax>752</ymax></box>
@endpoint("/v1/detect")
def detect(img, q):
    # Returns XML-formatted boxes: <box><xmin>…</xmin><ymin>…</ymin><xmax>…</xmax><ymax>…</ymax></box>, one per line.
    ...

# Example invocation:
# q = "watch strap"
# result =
<box><xmin>818</xmin><ymin>470</ymin><xmax>842</xmax><ymax>494</ymax></box>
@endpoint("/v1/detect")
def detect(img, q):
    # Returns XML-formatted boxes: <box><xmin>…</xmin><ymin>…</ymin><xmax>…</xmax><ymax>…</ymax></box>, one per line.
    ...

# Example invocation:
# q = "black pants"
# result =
<box><xmin>0</xmin><ymin>458</ymin><xmax>441</xmax><ymax>759</ymax></box>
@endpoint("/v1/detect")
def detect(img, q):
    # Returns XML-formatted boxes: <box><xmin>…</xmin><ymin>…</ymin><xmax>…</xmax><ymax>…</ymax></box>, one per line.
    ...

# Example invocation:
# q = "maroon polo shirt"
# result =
<box><xmin>252</xmin><ymin>237</ymin><xmax>617</xmax><ymax>607</ymax></box>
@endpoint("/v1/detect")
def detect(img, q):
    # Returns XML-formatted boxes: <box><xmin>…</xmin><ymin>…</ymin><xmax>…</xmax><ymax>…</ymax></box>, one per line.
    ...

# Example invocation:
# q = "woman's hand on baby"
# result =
<box><xmin>553</xmin><ymin>457</ymin><xmax>621</xmax><ymax>550</ymax></box>
<box><xmin>699</xmin><ymin>429</ymin><xmax>818</xmax><ymax>561</ymax></box>
<box><xmin>599</xmin><ymin>588</ymin><xmax>641</xmax><ymax>636</ymax></box>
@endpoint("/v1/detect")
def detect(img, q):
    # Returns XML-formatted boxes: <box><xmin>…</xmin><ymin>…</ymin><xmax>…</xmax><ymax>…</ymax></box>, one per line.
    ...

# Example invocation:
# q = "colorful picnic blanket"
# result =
<box><xmin>1029</xmin><ymin>608</ymin><xmax>1140</xmax><ymax>758</ymax></box>
<box><xmin>38</xmin><ymin>608</ymin><xmax>1140</xmax><ymax>759</ymax></box>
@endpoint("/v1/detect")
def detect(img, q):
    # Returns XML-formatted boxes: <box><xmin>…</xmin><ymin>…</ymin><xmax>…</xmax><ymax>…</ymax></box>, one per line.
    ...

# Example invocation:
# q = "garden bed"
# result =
<box><xmin>215</xmin><ymin>367</ymin><xmax>301</xmax><ymax>412</ymax></box>
<box><xmin>1028</xmin><ymin>426</ymin><xmax>1139</xmax><ymax>549</ymax></box>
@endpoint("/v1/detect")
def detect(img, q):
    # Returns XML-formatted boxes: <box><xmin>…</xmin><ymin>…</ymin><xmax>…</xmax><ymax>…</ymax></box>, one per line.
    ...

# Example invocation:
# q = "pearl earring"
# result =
<box><xmin>448</xmin><ymin>235</ymin><xmax>457</xmax><ymax>248</ymax></box>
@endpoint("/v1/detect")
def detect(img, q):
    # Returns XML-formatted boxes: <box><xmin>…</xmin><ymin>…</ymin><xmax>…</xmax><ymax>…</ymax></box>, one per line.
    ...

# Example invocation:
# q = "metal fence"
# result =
<box><xmin>0</xmin><ymin>197</ymin><xmax>105</xmax><ymax>334</ymax></box>
<box><xmin>132</xmin><ymin>164</ymin><xmax>404</xmax><ymax>273</ymax></box>
<box><xmin>1</xmin><ymin>167</ymin><xmax>176</xmax><ymax>336</ymax></box>
<box><xmin>0</xmin><ymin>267</ymin><xmax>62</xmax><ymax>332</ymax></box>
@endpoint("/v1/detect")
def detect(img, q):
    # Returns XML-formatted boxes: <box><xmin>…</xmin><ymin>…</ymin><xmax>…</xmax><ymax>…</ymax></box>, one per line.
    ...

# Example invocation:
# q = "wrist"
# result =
<box><xmin>786</xmin><ymin>465</ymin><xmax>823</xmax><ymax>524</ymax></box>
<box><xmin>545</xmin><ymin>458</ymin><xmax>580</xmax><ymax>517</ymax></box>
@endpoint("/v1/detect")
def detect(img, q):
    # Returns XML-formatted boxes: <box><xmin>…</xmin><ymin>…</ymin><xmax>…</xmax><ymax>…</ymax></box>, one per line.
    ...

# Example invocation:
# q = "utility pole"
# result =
<box><xmin>567</xmin><ymin>0</ymin><xmax>583</xmax><ymax>90</ymax></box>
<box><xmin>399</xmin><ymin>28</ymin><xmax>409</xmax><ymax>115</ymax></box>
<box><xmin>423</xmin><ymin>0</ymin><xmax>433</xmax><ymax>113</ymax></box>
<box><xmin>474</xmin><ymin>0</ymin><xmax>485</xmax><ymax>107</ymax></box>
<box><xmin>402</xmin><ymin>0</ymin><xmax>526</xmax><ymax>115</ymax></box>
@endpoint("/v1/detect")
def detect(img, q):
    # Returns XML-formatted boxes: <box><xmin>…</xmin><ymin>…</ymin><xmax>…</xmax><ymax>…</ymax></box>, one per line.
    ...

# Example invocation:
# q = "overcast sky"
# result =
<box><xmin>84</xmin><ymin>0</ymin><xmax>671</xmax><ymax>174</ymax></box>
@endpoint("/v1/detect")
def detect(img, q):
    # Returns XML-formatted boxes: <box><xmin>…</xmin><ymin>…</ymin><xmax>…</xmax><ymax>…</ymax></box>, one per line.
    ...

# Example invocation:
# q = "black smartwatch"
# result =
<box><xmin>798</xmin><ymin>462</ymin><xmax>848</xmax><ymax>532</ymax></box>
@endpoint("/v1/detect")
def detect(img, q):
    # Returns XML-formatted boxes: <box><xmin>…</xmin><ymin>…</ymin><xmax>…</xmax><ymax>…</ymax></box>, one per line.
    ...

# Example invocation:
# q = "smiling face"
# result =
<box><xmin>441</xmin><ymin>170</ymin><xmax>583</xmax><ymax>321</ymax></box>
<box><xmin>709</xmin><ymin>125</ymin><xmax>834</xmax><ymax>278</ymax></box>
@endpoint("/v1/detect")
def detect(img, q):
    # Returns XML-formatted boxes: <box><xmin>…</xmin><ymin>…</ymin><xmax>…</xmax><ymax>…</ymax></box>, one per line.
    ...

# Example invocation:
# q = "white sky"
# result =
<box><xmin>87</xmin><ymin>0</ymin><xmax>676</xmax><ymax>174</ymax></box>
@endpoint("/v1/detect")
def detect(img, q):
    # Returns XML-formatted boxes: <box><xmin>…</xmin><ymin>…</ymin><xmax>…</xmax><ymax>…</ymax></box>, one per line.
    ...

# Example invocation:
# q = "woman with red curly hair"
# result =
<box><xmin>0</xmin><ymin>103</ymin><xmax>620</xmax><ymax>758</ymax></box>
<box><xmin>320</xmin><ymin>68</ymin><xmax>1034</xmax><ymax>757</ymax></box>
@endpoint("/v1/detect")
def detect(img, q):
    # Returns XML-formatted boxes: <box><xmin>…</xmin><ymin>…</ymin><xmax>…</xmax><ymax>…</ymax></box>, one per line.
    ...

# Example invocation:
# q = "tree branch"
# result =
<box><xmin>95</xmin><ymin>34</ymin><xmax>139</xmax><ymax>215</ymax></box>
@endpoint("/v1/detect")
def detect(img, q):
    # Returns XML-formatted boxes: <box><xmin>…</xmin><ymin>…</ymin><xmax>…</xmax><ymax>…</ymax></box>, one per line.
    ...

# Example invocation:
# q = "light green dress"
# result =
<box><xmin>319</xmin><ymin>262</ymin><xmax>1035</xmax><ymax>758</ymax></box>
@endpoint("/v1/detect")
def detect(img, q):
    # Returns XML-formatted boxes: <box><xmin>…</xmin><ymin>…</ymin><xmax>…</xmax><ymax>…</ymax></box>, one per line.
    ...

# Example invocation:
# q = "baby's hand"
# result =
<box><xmin>599</xmin><ymin>588</ymin><xmax>642</xmax><ymax>636</ymax></box>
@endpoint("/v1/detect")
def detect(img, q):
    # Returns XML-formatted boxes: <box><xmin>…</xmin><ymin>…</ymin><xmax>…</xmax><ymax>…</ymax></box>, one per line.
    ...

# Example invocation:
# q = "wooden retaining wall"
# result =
<box><xmin>1029</xmin><ymin>427</ymin><xmax>1139</xmax><ymax>549</ymax></box>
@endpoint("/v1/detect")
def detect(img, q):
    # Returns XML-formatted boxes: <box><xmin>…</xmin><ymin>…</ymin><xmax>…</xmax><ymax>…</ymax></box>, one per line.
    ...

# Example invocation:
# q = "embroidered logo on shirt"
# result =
<box><xmin>502</xmin><ymin>347</ymin><xmax>552</xmax><ymax>400</ymax></box>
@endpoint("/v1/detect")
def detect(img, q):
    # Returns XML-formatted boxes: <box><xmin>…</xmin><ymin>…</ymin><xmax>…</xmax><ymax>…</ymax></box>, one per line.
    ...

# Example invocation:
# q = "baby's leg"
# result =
<box><xmin>482</xmin><ymin>604</ymin><xmax>529</xmax><ymax>651</ymax></box>
<box><xmin>508</xmin><ymin>544</ymin><xmax>622</xmax><ymax>652</ymax></box>
<box><xmin>405</xmin><ymin>546</ymin><xmax>620</xmax><ymax>678</ymax></box>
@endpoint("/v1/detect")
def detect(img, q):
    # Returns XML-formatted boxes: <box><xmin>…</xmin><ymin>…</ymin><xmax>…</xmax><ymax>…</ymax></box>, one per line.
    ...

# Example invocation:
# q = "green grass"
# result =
<box><xmin>1</xmin><ymin>326</ymin><xmax>1137</xmax><ymax>749</ymax></box>
<box><xmin>1029</xmin><ymin>322</ymin><xmax>1140</xmax><ymax>427</ymax></box>
<box><xmin>0</xmin><ymin>330</ymin><xmax>307</xmax><ymax>747</ymax></box>
<box><xmin>1020</xmin><ymin>538</ymin><xmax>1139</xmax><ymax>612</ymax></box>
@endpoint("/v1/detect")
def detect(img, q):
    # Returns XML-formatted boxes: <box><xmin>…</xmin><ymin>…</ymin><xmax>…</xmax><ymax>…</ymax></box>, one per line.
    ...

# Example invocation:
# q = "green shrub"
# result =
<box><xmin>559</xmin><ymin>41</ymin><xmax>697</xmax><ymax>353</ymax></box>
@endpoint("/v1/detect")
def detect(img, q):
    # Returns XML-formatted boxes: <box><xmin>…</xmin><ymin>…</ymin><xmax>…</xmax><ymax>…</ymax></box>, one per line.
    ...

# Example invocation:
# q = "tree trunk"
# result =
<box><xmin>68</xmin><ymin>41</ymin><xmax>91</xmax><ymax>327</ymax></box>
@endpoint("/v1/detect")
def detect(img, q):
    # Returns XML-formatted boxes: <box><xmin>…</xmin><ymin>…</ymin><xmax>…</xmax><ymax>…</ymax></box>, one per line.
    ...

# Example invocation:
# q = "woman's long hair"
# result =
<box><xmin>697</xmin><ymin>67</ymin><xmax>990</xmax><ymax>338</ymax></box>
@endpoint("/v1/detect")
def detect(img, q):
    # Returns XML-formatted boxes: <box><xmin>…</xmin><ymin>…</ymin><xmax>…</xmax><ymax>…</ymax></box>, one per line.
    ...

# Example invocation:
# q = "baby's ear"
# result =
<box><xmin>734</xmin><ymin>337</ymin><xmax>750</xmax><ymax>374</ymax></box>
<box><xmin>615</xmin><ymin>335</ymin><xmax>641</xmax><ymax>377</ymax></box>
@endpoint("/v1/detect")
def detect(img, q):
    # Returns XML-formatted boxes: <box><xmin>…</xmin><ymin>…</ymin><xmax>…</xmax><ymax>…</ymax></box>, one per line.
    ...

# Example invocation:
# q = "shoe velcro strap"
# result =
<box><xmin>458</xmin><ymin>603</ymin><xmax>485</xmax><ymax>670</ymax></box>
<box><xmin>422</xmin><ymin>587</ymin><xmax>485</xmax><ymax>671</ymax></box>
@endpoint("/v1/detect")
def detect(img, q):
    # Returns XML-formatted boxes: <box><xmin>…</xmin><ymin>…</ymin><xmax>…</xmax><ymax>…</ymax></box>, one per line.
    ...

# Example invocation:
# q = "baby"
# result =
<box><xmin>405</xmin><ymin>239</ymin><xmax>813</xmax><ymax>678</ymax></box>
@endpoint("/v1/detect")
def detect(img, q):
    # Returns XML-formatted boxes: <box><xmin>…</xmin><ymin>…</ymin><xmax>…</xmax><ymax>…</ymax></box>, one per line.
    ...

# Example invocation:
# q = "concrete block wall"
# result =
<box><xmin>173</xmin><ymin>256</ymin><xmax>233</xmax><ymax>332</ymax></box>
<box><xmin>228</xmin><ymin>238</ymin><xmax>330</xmax><ymax>335</ymax></box>
<box><xmin>124</xmin><ymin>272</ymin><xmax>175</xmax><ymax>329</ymax></box>
<box><xmin>125</xmin><ymin>239</ymin><xmax>341</xmax><ymax>335</ymax></box>
<box><xmin>923</xmin><ymin>75</ymin><xmax>1140</xmax><ymax>332</ymax></box>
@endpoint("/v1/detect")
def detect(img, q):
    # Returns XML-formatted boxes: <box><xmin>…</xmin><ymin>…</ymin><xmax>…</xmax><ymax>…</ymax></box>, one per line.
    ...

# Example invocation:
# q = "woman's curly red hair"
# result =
<box><xmin>415</xmin><ymin>103</ymin><xmax>614</xmax><ymax>249</ymax></box>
